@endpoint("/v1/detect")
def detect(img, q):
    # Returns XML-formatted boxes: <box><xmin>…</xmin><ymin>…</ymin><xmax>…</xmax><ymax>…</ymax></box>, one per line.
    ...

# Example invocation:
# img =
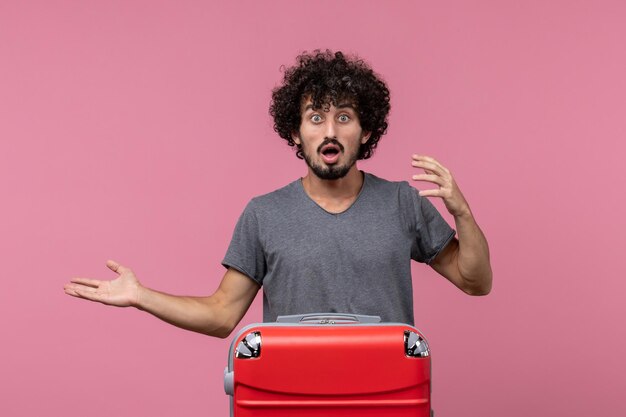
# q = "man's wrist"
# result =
<box><xmin>134</xmin><ymin>284</ymin><xmax>147</xmax><ymax>310</ymax></box>
<box><xmin>453</xmin><ymin>206</ymin><xmax>473</xmax><ymax>220</ymax></box>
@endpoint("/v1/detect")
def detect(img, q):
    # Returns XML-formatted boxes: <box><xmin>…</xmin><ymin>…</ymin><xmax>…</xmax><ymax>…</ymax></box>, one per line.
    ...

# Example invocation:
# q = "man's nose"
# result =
<box><xmin>325</xmin><ymin>120</ymin><xmax>337</xmax><ymax>138</ymax></box>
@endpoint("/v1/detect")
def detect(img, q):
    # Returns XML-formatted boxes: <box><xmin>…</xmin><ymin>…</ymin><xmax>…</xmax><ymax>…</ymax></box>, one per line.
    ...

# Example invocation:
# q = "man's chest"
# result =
<box><xmin>259</xmin><ymin>208</ymin><xmax>413</xmax><ymax>270</ymax></box>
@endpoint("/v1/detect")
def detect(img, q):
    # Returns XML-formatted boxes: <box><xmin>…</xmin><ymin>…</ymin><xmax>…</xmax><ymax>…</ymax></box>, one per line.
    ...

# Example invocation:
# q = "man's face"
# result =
<box><xmin>292</xmin><ymin>98</ymin><xmax>371</xmax><ymax>180</ymax></box>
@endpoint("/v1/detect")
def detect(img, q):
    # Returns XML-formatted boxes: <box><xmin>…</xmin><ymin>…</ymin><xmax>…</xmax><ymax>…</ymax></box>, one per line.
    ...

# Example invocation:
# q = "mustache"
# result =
<box><xmin>317</xmin><ymin>138</ymin><xmax>345</xmax><ymax>153</ymax></box>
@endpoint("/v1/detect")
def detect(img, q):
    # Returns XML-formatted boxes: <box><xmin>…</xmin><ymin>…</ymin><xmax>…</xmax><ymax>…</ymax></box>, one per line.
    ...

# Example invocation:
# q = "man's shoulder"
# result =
<box><xmin>364</xmin><ymin>172</ymin><xmax>412</xmax><ymax>194</ymax></box>
<box><xmin>247</xmin><ymin>178</ymin><xmax>302</xmax><ymax>211</ymax></box>
<box><xmin>361</xmin><ymin>172</ymin><xmax>422</xmax><ymax>214</ymax></box>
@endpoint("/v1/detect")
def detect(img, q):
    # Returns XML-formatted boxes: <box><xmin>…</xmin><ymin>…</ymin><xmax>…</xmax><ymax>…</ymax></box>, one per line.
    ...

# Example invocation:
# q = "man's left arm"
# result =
<box><xmin>412</xmin><ymin>154</ymin><xmax>492</xmax><ymax>295</ymax></box>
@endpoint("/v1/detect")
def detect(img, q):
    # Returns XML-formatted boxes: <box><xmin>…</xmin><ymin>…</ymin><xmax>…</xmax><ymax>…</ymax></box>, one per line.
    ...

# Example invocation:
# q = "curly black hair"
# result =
<box><xmin>269</xmin><ymin>50</ymin><xmax>391</xmax><ymax>160</ymax></box>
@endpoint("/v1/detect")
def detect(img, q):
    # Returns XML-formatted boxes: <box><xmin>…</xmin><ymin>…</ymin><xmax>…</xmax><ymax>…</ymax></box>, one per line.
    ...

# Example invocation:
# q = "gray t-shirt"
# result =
<box><xmin>222</xmin><ymin>172</ymin><xmax>455</xmax><ymax>325</ymax></box>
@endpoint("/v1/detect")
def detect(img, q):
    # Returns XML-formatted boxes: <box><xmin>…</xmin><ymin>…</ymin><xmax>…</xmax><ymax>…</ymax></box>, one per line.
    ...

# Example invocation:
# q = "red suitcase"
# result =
<box><xmin>224</xmin><ymin>313</ymin><xmax>433</xmax><ymax>417</ymax></box>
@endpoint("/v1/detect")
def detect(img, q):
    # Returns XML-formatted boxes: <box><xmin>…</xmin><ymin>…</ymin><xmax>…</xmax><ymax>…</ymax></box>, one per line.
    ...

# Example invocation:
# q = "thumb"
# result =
<box><xmin>106</xmin><ymin>259</ymin><xmax>127</xmax><ymax>274</ymax></box>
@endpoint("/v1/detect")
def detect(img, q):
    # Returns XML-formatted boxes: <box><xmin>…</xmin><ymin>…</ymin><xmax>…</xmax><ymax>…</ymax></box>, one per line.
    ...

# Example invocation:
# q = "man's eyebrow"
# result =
<box><xmin>303</xmin><ymin>103</ymin><xmax>356</xmax><ymax>111</ymax></box>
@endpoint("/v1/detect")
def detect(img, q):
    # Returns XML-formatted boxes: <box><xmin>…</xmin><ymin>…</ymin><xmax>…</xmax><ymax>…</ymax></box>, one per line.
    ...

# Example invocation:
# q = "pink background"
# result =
<box><xmin>1</xmin><ymin>1</ymin><xmax>624</xmax><ymax>416</ymax></box>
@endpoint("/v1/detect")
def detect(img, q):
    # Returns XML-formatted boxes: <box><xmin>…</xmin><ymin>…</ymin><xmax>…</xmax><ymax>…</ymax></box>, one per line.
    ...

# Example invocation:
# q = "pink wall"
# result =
<box><xmin>1</xmin><ymin>1</ymin><xmax>624</xmax><ymax>416</ymax></box>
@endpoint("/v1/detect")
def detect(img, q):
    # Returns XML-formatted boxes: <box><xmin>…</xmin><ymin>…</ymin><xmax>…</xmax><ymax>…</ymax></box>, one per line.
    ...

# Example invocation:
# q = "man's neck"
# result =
<box><xmin>301</xmin><ymin>166</ymin><xmax>364</xmax><ymax>212</ymax></box>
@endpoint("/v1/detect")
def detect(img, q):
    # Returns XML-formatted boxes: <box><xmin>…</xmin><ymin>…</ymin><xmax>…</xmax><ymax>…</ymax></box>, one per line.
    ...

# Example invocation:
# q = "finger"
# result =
<box><xmin>412</xmin><ymin>174</ymin><xmax>445</xmax><ymax>187</ymax></box>
<box><xmin>106</xmin><ymin>259</ymin><xmax>129</xmax><ymax>275</ymax></box>
<box><xmin>72</xmin><ymin>286</ymin><xmax>104</xmax><ymax>302</ymax></box>
<box><xmin>64</xmin><ymin>283</ymin><xmax>82</xmax><ymax>295</ymax></box>
<box><xmin>65</xmin><ymin>283</ymin><xmax>95</xmax><ymax>293</ymax></box>
<box><xmin>412</xmin><ymin>155</ymin><xmax>450</xmax><ymax>175</ymax></box>
<box><xmin>412</xmin><ymin>160</ymin><xmax>446</xmax><ymax>176</ymax></box>
<box><xmin>65</xmin><ymin>289</ymin><xmax>84</xmax><ymax>299</ymax></box>
<box><xmin>64</xmin><ymin>285</ymin><xmax>91</xmax><ymax>299</ymax></box>
<box><xmin>418</xmin><ymin>189</ymin><xmax>444</xmax><ymax>198</ymax></box>
<box><xmin>70</xmin><ymin>278</ymin><xmax>101</xmax><ymax>288</ymax></box>
<box><xmin>64</xmin><ymin>285</ymin><xmax>81</xmax><ymax>297</ymax></box>
<box><xmin>412</xmin><ymin>154</ymin><xmax>439</xmax><ymax>165</ymax></box>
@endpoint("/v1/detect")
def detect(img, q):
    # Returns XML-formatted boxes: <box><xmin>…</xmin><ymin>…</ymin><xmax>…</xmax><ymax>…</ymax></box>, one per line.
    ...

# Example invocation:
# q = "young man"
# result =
<box><xmin>64</xmin><ymin>50</ymin><xmax>492</xmax><ymax>337</ymax></box>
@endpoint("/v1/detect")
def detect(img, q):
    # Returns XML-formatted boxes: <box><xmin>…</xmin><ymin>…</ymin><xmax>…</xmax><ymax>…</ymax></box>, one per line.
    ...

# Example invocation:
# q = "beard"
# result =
<box><xmin>301</xmin><ymin>138</ymin><xmax>359</xmax><ymax>180</ymax></box>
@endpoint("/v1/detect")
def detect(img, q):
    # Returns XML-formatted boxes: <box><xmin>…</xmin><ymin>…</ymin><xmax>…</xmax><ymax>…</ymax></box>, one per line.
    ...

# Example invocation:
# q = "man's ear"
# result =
<box><xmin>361</xmin><ymin>131</ymin><xmax>372</xmax><ymax>144</ymax></box>
<box><xmin>291</xmin><ymin>131</ymin><xmax>301</xmax><ymax>145</ymax></box>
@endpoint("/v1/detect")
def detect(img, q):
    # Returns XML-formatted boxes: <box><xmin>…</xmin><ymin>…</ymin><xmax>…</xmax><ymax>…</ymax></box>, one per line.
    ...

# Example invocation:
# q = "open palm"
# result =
<box><xmin>64</xmin><ymin>260</ymin><xmax>140</xmax><ymax>307</ymax></box>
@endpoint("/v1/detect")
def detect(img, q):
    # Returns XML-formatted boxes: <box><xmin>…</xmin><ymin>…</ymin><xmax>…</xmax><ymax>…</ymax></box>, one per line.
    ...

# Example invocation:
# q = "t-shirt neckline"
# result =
<box><xmin>296</xmin><ymin>171</ymin><xmax>369</xmax><ymax>216</ymax></box>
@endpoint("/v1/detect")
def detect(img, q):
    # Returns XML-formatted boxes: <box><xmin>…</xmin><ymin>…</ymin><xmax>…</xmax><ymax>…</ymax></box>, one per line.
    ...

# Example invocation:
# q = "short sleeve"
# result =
<box><xmin>221</xmin><ymin>200</ymin><xmax>267</xmax><ymax>285</ymax></box>
<box><xmin>408</xmin><ymin>186</ymin><xmax>456</xmax><ymax>264</ymax></box>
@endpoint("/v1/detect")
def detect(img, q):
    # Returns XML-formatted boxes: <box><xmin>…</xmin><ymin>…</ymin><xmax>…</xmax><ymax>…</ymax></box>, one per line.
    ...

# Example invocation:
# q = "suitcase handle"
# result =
<box><xmin>276</xmin><ymin>313</ymin><xmax>381</xmax><ymax>324</ymax></box>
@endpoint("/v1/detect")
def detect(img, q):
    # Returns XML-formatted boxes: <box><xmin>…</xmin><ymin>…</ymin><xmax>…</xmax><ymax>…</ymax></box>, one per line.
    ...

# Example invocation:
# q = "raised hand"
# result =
<box><xmin>64</xmin><ymin>260</ymin><xmax>141</xmax><ymax>307</ymax></box>
<box><xmin>411</xmin><ymin>154</ymin><xmax>471</xmax><ymax>218</ymax></box>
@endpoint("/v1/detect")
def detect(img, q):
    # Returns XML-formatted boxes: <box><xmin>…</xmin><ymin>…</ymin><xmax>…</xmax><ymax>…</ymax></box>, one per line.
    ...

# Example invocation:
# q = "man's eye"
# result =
<box><xmin>338</xmin><ymin>114</ymin><xmax>350</xmax><ymax>122</ymax></box>
<box><xmin>311</xmin><ymin>115</ymin><xmax>322</xmax><ymax>123</ymax></box>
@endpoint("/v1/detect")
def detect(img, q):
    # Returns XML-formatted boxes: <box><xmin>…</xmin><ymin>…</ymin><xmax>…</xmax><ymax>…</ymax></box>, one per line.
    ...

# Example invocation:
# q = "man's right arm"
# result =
<box><xmin>64</xmin><ymin>260</ymin><xmax>260</xmax><ymax>338</ymax></box>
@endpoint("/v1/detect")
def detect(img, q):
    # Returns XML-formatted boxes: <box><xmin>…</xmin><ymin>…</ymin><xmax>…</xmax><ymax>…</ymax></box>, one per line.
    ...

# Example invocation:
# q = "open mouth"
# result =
<box><xmin>320</xmin><ymin>143</ymin><xmax>341</xmax><ymax>164</ymax></box>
